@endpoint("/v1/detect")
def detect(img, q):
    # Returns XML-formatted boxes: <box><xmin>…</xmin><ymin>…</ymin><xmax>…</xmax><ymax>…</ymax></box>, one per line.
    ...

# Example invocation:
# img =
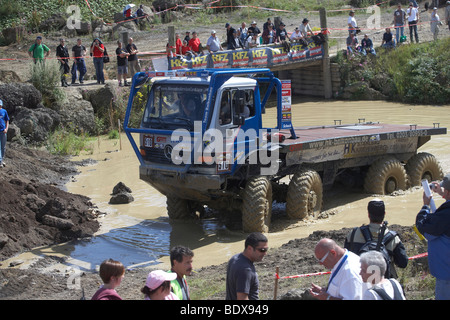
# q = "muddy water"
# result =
<box><xmin>5</xmin><ymin>100</ymin><xmax>450</xmax><ymax>272</ymax></box>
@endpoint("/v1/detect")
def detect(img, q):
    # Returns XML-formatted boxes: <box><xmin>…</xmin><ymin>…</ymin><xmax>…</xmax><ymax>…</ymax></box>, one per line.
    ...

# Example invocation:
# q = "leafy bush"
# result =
<box><xmin>29</xmin><ymin>58</ymin><xmax>67</xmax><ymax>106</ymax></box>
<box><xmin>46</xmin><ymin>126</ymin><xmax>92</xmax><ymax>156</ymax></box>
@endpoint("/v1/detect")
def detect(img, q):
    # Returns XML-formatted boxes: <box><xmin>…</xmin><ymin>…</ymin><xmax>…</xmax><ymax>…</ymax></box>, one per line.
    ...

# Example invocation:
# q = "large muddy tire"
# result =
<box><xmin>166</xmin><ymin>195</ymin><xmax>191</xmax><ymax>219</ymax></box>
<box><xmin>241</xmin><ymin>176</ymin><xmax>272</xmax><ymax>233</ymax></box>
<box><xmin>286</xmin><ymin>169</ymin><xmax>323</xmax><ymax>220</ymax></box>
<box><xmin>405</xmin><ymin>152</ymin><xmax>443</xmax><ymax>187</ymax></box>
<box><xmin>364</xmin><ymin>156</ymin><xmax>407</xmax><ymax>195</ymax></box>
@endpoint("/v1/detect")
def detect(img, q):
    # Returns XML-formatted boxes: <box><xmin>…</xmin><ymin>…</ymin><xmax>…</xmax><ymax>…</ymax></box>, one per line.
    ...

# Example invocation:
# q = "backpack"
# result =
<box><xmin>350</xmin><ymin>221</ymin><xmax>397</xmax><ymax>278</ymax></box>
<box><xmin>370</xmin><ymin>279</ymin><xmax>404</xmax><ymax>300</ymax></box>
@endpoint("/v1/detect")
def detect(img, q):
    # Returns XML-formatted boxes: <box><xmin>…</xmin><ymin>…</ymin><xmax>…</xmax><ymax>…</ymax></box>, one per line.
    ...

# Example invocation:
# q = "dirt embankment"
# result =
<box><xmin>0</xmin><ymin>143</ymin><xmax>101</xmax><ymax>262</ymax></box>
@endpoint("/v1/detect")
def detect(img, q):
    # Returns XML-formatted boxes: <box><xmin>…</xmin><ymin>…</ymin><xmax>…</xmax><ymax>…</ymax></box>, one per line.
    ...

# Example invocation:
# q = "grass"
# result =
<box><xmin>46</xmin><ymin>126</ymin><xmax>93</xmax><ymax>156</ymax></box>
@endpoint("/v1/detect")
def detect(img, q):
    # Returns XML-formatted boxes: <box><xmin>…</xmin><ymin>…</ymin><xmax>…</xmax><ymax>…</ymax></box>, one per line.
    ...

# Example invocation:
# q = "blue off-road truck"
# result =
<box><xmin>123</xmin><ymin>68</ymin><xmax>446</xmax><ymax>233</ymax></box>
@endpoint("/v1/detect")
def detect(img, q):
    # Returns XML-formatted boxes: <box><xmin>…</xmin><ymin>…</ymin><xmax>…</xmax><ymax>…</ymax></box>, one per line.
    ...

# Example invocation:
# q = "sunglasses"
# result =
<box><xmin>255</xmin><ymin>247</ymin><xmax>269</xmax><ymax>253</ymax></box>
<box><xmin>317</xmin><ymin>250</ymin><xmax>330</xmax><ymax>263</ymax></box>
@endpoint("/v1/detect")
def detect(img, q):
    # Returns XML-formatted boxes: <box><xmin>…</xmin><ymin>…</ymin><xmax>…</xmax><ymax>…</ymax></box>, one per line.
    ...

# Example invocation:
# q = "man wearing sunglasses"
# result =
<box><xmin>310</xmin><ymin>238</ymin><xmax>363</xmax><ymax>300</ymax></box>
<box><xmin>226</xmin><ymin>232</ymin><xmax>268</xmax><ymax>300</ymax></box>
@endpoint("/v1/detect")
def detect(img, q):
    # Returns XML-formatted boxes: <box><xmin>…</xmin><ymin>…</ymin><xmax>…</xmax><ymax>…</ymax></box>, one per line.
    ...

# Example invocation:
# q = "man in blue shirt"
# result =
<box><xmin>0</xmin><ymin>99</ymin><xmax>10</xmax><ymax>168</ymax></box>
<box><xmin>416</xmin><ymin>173</ymin><xmax>450</xmax><ymax>300</ymax></box>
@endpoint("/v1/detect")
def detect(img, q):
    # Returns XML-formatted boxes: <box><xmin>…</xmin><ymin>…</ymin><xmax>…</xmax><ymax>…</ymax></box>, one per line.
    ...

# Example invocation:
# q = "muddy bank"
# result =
<box><xmin>0</xmin><ymin>143</ymin><xmax>101</xmax><ymax>261</ymax></box>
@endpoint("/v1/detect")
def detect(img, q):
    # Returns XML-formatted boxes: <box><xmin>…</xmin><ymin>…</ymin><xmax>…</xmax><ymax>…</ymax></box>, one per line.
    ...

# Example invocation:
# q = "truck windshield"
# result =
<box><xmin>142</xmin><ymin>84</ymin><xmax>209</xmax><ymax>131</ymax></box>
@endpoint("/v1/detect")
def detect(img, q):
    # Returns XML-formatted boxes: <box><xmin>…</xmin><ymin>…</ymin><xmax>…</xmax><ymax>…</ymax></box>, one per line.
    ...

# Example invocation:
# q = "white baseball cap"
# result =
<box><xmin>0</xmin><ymin>99</ymin><xmax>3</xmax><ymax>106</ymax></box>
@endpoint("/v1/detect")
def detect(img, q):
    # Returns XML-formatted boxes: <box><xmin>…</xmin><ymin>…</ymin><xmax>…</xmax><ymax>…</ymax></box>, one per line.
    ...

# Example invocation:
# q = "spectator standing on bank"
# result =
<box><xmin>407</xmin><ymin>2</ymin><xmax>420</xmax><ymax>43</ymax></box>
<box><xmin>0</xmin><ymin>99</ymin><xmax>9</xmax><ymax>168</ymax></box>
<box><xmin>168</xmin><ymin>246</ymin><xmax>194</xmax><ymax>300</ymax></box>
<box><xmin>348</xmin><ymin>10</ymin><xmax>358</xmax><ymax>35</ymax></box>
<box><xmin>184</xmin><ymin>31</ymin><xmax>191</xmax><ymax>43</ymax></box>
<box><xmin>28</xmin><ymin>36</ymin><xmax>50</xmax><ymax>64</ymax></box>
<box><xmin>90</xmin><ymin>38</ymin><xmax>105</xmax><ymax>85</ymax></box>
<box><xmin>262</xmin><ymin>24</ymin><xmax>277</xmax><ymax>44</ymax></box>
<box><xmin>344</xmin><ymin>199</ymin><xmax>408</xmax><ymax>278</ymax></box>
<box><xmin>276</xmin><ymin>22</ymin><xmax>288</xmax><ymax>42</ymax></box>
<box><xmin>346</xmin><ymin>32</ymin><xmax>358</xmax><ymax>56</ymax></box>
<box><xmin>393</xmin><ymin>3</ymin><xmax>407</xmax><ymax>45</ymax></box>
<box><xmin>263</xmin><ymin>18</ymin><xmax>274</xmax><ymax>32</ymax></box>
<box><xmin>226</xmin><ymin>232</ymin><xmax>268</xmax><ymax>300</ymax></box>
<box><xmin>430</xmin><ymin>7</ymin><xmax>441</xmax><ymax>41</ymax></box>
<box><xmin>206</xmin><ymin>30</ymin><xmax>223</xmax><ymax>53</ymax></box>
<box><xmin>310</xmin><ymin>238</ymin><xmax>363</xmax><ymax>300</ymax></box>
<box><xmin>290</xmin><ymin>27</ymin><xmax>303</xmax><ymax>41</ymax></box>
<box><xmin>230</xmin><ymin>30</ymin><xmax>244</xmax><ymax>50</ymax></box>
<box><xmin>71</xmin><ymin>39</ymin><xmax>87</xmax><ymax>85</ymax></box>
<box><xmin>91</xmin><ymin>259</ymin><xmax>125</xmax><ymax>300</ymax></box>
<box><xmin>116</xmin><ymin>41</ymin><xmax>130</xmax><ymax>87</ymax></box>
<box><xmin>126</xmin><ymin>37</ymin><xmax>141</xmax><ymax>77</ymax></box>
<box><xmin>142</xmin><ymin>270</ymin><xmax>179</xmax><ymax>300</ymax></box>
<box><xmin>56</xmin><ymin>38</ymin><xmax>70</xmax><ymax>87</ymax></box>
<box><xmin>360</xmin><ymin>251</ymin><xmax>406</xmax><ymax>300</ymax></box>
<box><xmin>245</xmin><ymin>33</ymin><xmax>259</xmax><ymax>49</ymax></box>
<box><xmin>416</xmin><ymin>174</ymin><xmax>450</xmax><ymax>300</ymax></box>
<box><xmin>175</xmin><ymin>33</ymin><xmax>183</xmax><ymax>56</ymax></box>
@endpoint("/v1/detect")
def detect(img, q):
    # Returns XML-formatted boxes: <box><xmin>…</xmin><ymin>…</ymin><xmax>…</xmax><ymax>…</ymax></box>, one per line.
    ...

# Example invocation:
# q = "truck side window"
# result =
<box><xmin>243</xmin><ymin>89</ymin><xmax>255</xmax><ymax>118</ymax></box>
<box><xmin>219</xmin><ymin>90</ymin><xmax>232</xmax><ymax>125</ymax></box>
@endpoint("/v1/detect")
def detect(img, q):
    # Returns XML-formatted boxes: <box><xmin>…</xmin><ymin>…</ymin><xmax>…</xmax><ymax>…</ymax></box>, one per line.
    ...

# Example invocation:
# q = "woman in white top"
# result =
<box><xmin>360</xmin><ymin>251</ymin><xmax>406</xmax><ymax>300</ymax></box>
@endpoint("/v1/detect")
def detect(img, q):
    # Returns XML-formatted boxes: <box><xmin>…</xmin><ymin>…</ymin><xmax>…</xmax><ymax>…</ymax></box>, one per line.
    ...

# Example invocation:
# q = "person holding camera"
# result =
<box><xmin>90</xmin><ymin>38</ymin><xmax>105</xmax><ymax>84</ymax></box>
<box><xmin>416</xmin><ymin>173</ymin><xmax>450</xmax><ymax>300</ymax></box>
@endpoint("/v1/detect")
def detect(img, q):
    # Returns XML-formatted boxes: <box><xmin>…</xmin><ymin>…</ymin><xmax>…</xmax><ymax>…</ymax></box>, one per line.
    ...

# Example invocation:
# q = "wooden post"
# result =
<box><xmin>168</xmin><ymin>26</ymin><xmax>175</xmax><ymax>57</ymax></box>
<box><xmin>274</xmin><ymin>266</ymin><xmax>279</xmax><ymax>300</ymax></box>
<box><xmin>319</xmin><ymin>7</ymin><xmax>333</xmax><ymax>99</ymax></box>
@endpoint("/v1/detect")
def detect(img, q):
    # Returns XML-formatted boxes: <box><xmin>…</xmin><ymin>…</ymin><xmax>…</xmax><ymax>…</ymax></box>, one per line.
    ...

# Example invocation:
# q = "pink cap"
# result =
<box><xmin>145</xmin><ymin>270</ymin><xmax>177</xmax><ymax>290</ymax></box>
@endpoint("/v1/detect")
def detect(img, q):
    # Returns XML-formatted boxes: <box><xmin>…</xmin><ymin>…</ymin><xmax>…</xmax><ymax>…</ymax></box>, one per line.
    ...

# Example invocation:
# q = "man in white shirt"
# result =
<box><xmin>299</xmin><ymin>18</ymin><xmax>313</xmax><ymax>38</ymax></box>
<box><xmin>348</xmin><ymin>10</ymin><xmax>358</xmax><ymax>35</ymax></box>
<box><xmin>206</xmin><ymin>30</ymin><xmax>223</xmax><ymax>53</ymax></box>
<box><xmin>310</xmin><ymin>238</ymin><xmax>363</xmax><ymax>300</ymax></box>
<box><xmin>406</xmin><ymin>2</ymin><xmax>420</xmax><ymax>43</ymax></box>
<box><xmin>290</xmin><ymin>27</ymin><xmax>303</xmax><ymax>41</ymax></box>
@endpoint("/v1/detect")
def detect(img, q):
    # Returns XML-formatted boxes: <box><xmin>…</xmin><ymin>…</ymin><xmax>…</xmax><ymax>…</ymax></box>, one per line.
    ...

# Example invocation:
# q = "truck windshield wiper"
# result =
<box><xmin>174</xmin><ymin>117</ymin><xmax>193</xmax><ymax>126</ymax></box>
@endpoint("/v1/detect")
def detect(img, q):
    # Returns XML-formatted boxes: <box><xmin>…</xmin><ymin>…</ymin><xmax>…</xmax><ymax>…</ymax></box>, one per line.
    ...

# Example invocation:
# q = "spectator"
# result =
<box><xmin>360</xmin><ymin>251</ymin><xmax>406</xmax><ymax>300</ymax></box>
<box><xmin>346</xmin><ymin>32</ymin><xmax>358</xmax><ymax>56</ymax></box>
<box><xmin>184</xmin><ymin>31</ymin><xmax>190</xmax><ymax>43</ymax></box>
<box><xmin>225</xmin><ymin>22</ymin><xmax>236</xmax><ymax>50</ymax></box>
<box><xmin>263</xmin><ymin>18</ymin><xmax>273</xmax><ymax>32</ymax></box>
<box><xmin>230</xmin><ymin>30</ymin><xmax>244</xmax><ymax>50</ymax></box>
<box><xmin>238</xmin><ymin>22</ymin><xmax>248</xmax><ymax>44</ymax></box>
<box><xmin>206</xmin><ymin>30</ymin><xmax>223</xmax><ymax>53</ymax></box>
<box><xmin>290</xmin><ymin>27</ymin><xmax>303</xmax><ymax>42</ymax></box>
<box><xmin>245</xmin><ymin>33</ymin><xmax>259</xmax><ymax>49</ymax></box>
<box><xmin>116</xmin><ymin>41</ymin><xmax>130</xmax><ymax>87</ymax></box>
<box><xmin>175</xmin><ymin>33</ymin><xmax>183</xmax><ymax>56</ymax></box>
<box><xmin>0</xmin><ymin>99</ymin><xmax>9</xmax><ymax>168</ymax></box>
<box><xmin>142</xmin><ymin>270</ymin><xmax>179</xmax><ymax>300</ymax></box>
<box><xmin>446</xmin><ymin>1</ymin><xmax>450</xmax><ymax>31</ymax></box>
<box><xmin>28</xmin><ymin>36</ymin><xmax>50</xmax><ymax>64</ymax></box>
<box><xmin>90</xmin><ymin>38</ymin><xmax>105</xmax><ymax>85</ymax></box>
<box><xmin>344</xmin><ymin>199</ymin><xmax>408</xmax><ymax>278</ymax></box>
<box><xmin>226</xmin><ymin>232</ymin><xmax>268</xmax><ymax>300</ymax></box>
<box><xmin>381</xmin><ymin>28</ymin><xmax>396</xmax><ymax>48</ymax></box>
<box><xmin>359</xmin><ymin>34</ymin><xmax>376</xmax><ymax>56</ymax></box>
<box><xmin>393</xmin><ymin>3</ymin><xmax>407</xmax><ymax>45</ymax></box>
<box><xmin>299</xmin><ymin>18</ymin><xmax>313</xmax><ymax>38</ymax></box>
<box><xmin>416</xmin><ymin>173</ymin><xmax>450</xmax><ymax>300</ymax></box>
<box><xmin>407</xmin><ymin>2</ymin><xmax>420</xmax><ymax>43</ymax></box>
<box><xmin>126</xmin><ymin>37</ymin><xmax>141</xmax><ymax>77</ymax></box>
<box><xmin>262</xmin><ymin>24</ymin><xmax>277</xmax><ymax>44</ymax></box>
<box><xmin>168</xmin><ymin>246</ymin><xmax>194</xmax><ymax>300</ymax></box>
<box><xmin>56</xmin><ymin>38</ymin><xmax>70</xmax><ymax>87</ymax></box>
<box><xmin>348</xmin><ymin>10</ymin><xmax>358</xmax><ymax>35</ymax></box>
<box><xmin>309</xmin><ymin>238</ymin><xmax>363</xmax><ymax>300</ymax></box>
<box><xmin>188</xmin><ymin>32</ymin><xmax>202</xmax><ymax>55</ymax></box>
<box><xmin>71</xmin><ymin>38</ymin><xmax>87</xmax><ymax>85</ymax></box>
<box><xmin>430</xmin><ymin>7</ymin><xmax>441</xmax><ymax>41</ymax></box>
<box><xmin>91</xmin><ymin>259</ymin><xmax>125</xmax><ymax>300</ymax></box>
<box><xmin>247</xmin><ymin>21</ymin><xmax>261</xmax><ymax>36</ymax></box>
<box><xmin>181</xmin><ymin>40</ymin><xmax>191</xmax><ymax>56</ymax></box>
<box><xmin>276</xmin><ymin>22</ymin><xmax>288</xmax><ymax>42</ymax></box>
